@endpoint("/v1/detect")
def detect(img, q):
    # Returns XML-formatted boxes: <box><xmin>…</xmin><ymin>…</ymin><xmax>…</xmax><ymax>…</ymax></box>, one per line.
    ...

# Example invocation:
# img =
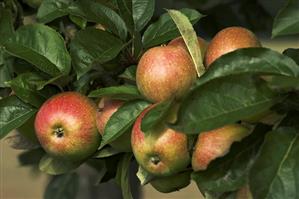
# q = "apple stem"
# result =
<box><xmin>53</xmin><ymin>127</ymin><xmax>64</xmax><ymax>138</ymax></box>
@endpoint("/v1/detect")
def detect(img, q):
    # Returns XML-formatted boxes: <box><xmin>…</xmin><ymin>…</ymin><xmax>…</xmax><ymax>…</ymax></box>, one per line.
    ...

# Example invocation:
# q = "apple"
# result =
<box><xmin>192</xmin><ymin>124</ymin><xmax>250</xmax><ymax>171</ymax></box>
<box><xmin>34</xmin><ymin>92</ymin><xmax>100</xmax><ymax>162</ymax></box>
<box><xmin>96</xmin><ymin>97</ymin><xmax>131</xmax><ymax>152</ymax></box>
<box><xmin>204</xmin><ymin>26</ymin><xmax>261</xmax><ymax>67</ymax></box>
<box><xmin>168</xmin><ymin>36</ymin><xmax>207</xmax><ymax>58</ymax></box>
<box><xmin>150</xmin><ymin>171</ymin><xmax>191</xmax><ymax>193</ymax></box>
<box><xmin>136</xmin><ymin>45</ymin><xmax>197</xmax><ymax>102</ymax></box>
<box><xmin>131</xmin><ymin>105</ymin><xmax>190</xmax><ymax>176</ymax></box>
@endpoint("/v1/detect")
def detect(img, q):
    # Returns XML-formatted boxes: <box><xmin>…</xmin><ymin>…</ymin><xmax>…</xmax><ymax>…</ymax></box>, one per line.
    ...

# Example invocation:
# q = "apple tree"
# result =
<box><xmin>1</xmin><ymin>0</ymin><xmax>299</xmax><ymax>198</ymax></box>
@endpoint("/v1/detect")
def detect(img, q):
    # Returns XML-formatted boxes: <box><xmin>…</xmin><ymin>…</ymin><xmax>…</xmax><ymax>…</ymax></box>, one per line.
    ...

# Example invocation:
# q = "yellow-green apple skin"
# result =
<box><xmin>204</xmin><ymin>26</ymin><xmax>261</xmax><ymax>67</ymax></box>
<box><xmin>131</xmin><ymin>105</ymin><xmax>190</xmax><ymax>176</ymax></box>
<box><xmin>150</xmin><ymin>171</ymin><xmax>191</xmax><ymax>193</ymax></box>
<box><xmin>192</xmin><ymin>124</ymin><xmax>250</xmax><ymax>171</ymax></box>
<box><xmin>34</xmin><ymin>92</ymin><xmax>100</xmax><ymax>161</ymax></box>
<box><xmin>136</xmin><ymin>45</ymin><xmax>197</xmax><ymax>102</ymax></box>
<box><xmin>96</xmin><ymin>97</ymin><xmax>131</xmax><ymax>152</ymax></box>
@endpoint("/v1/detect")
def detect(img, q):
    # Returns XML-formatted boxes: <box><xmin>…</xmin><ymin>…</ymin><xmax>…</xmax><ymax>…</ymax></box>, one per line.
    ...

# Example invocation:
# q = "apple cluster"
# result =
<box><xmin>34</xmin><ymin>26</ymin><xmax>261</xmax><ymax>193</ymax></box>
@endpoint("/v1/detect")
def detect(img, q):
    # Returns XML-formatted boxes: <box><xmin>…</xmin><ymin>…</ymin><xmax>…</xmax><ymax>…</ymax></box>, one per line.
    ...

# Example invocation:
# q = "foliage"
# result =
<box><xmin>1</xmin><ymin>0</ymin><xmax>299</xmax><ymax>198</ymax></box>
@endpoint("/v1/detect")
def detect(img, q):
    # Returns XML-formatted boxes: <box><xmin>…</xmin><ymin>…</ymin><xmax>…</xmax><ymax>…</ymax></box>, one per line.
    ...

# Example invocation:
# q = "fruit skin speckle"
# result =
<box><xmin>34</xmin><ymin>92</ymin><xmax>100</xmax><ymax>162</ymax></box>
<box><xmin>192</xmin><ymin>124</ymin><xmax>250</xmax><ymax>171</ymax></box>
<box><xmin>131</xmin><ymin>105</ymin><xmax>190</xmax><ymax>176</ymax></box>
<box><xmin>136</xmin><ymin>45</ymin><xmax>197</xmax><ymax>102</ymax></box>
<box><xmin>204</xmin><ymin>26</ymin><xmax>261</xmax><ymax>68</ymax></box>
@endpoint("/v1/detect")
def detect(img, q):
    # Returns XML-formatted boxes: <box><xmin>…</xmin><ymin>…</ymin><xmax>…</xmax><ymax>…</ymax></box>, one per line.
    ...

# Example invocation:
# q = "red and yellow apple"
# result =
<box><xmin>131</xmin><ymin>105</ymin><xmax>190</xmax><ymax>176</ymax></box>
<box><xmin>34</xmin><ymin>92</ymin><xmax>100</xmax><ymax>161</ymax></box>
<box><xmin>192</xmin><ymin>124</ymin><xmax>250</xmax><ymax>171</ymax></box>
<box><xmin>136</xmin><ymin>45</ymin><xmax>197</xmax><ymax>102</ymax></box>
<box><xmin>204</xmin><ymin>26</ymin><xmax>261</xmax><ymax>67</ymax></box>
<box><xmin>96</xmin><ymin>97</ymin><xmax>131</xmax><ymax>152</ymax></box>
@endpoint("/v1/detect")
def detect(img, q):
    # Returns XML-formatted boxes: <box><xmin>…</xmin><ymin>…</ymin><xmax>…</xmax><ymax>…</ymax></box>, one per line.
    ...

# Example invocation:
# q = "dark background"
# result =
<box><xmin>155</xmin><ymin>0</ymin><xmax>286</xmax><ymax>38</ymax></box>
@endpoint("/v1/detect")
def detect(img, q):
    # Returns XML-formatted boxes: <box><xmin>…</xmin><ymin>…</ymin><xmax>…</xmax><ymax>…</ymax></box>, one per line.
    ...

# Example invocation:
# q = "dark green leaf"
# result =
<box><xmin>71</xmin><ymin>0</ymin><xmax>127</xmax><ymax>40</ymax></box>
<box><xmin>143</xmin><ymin>8</ymin><xmax>204</xmax><ymax>48</ymax></box>
<box><xmin>72</xmin><ymin>71</ymin><xmax>101</xmax><ymax>95</ymax></box>
<box><xmin>0</xmin><ymin>8</ymin><xmax>14</xmax><ymax>45</ymax></box>
<box><xmin>132</xmin><ymin>0</ymin><xmax>155</xmax><ymax>31</ymax></box>
<box><xmin>88</xmin><ymin>85</ymin><xmax>142</xmax><ymax>100</ymax></box>
<box><xmin>17</xmin><ymin>114</ymin><xmax>39</xmax><ymax>143</ymax></box>
<box><xmin>192</xmin><ymin>124</ymin><xmax>269</xmax><ymax>193</ymax></box>
<box><xmin>39</xmin><ymin>155</ymin><xmax>80</xmax><ymax>175</ymax></box>
<box><xmin>4</xmin><ymin>24</ymin><xmax>71</xmax><ymax>77</ymax></box>
<box><xmin>69</xmin><ymin>15</ymin><xmax>87</xmax><ymax>29</ymax></box>
<box><xmin>93</xmin><ymin>146</ymin><xmax>122</xmax><ymax>158</ymax></box>
<box><xmin>195</xmin><ymin>48</ymin><xmax>299</xmax><ymax>87</ymax></box>
<box><xmin>116</xmin><ymin>0</ymin><xmax>134</xmax><ymax>32</ymax></box>
<box><xmin>116</xmin><ymin>153</ymin><xmax>133</xmax><ymax>199</ymax></box>
<box><xmin>141</xmin><ymin>100</ymin><xmax>173</xmax><ymax>132</ymax></box>
<box><xmin>5</xmin><ymin>131</ymin><xmax>39</xmax><ymax>150</ymax></box>
<box><xmin>70</xmin><ymin>28</ymin><xmax>123</xmax><ymax>78</ymax></box>
<box><xmin>44</xmin><ymin>173</ymin><xmax>79</xmax><ymax>199</ymax></box>
<box><xmin>272</xmin><ymin>0</ymin><xmax>299</xmax><ymax>37</ymax></box>
<box><xmin>18</xmin><ymin>148</ymin><xmax>45</xmax><ymax>166</ymax></box>
<box><xmin>100</xmin><ymin>100</ymin><xmax>150</xmax><ymax>148</ymax></box>
<box><xmin>119</xmin><ymin>65</ymin><xmax>137</xmax><ymax>81</ymax></box>
<box><xmin>250</xmin><ymin>127</ymin><xmax>299</xmax><ymax>199</ymax></box>
<box><xmin>0</xmin><ymin>49</ymin><xmax>14</xmax><ymax>88</ymax></box>
<box><xmin>37</xmin><ymin>0</ymin><xmax>73</xmax><ymax>23</ymax></box>
<box><xmin>173</xmin><ymin>75</ymin><xmax>282</xmax><ymax>134</ymax></box>
<box><xmin>168</xmin><ymin>9</ymin><xmax>205</xmax><ymax>77</ymax></box>
<box><xmin>6</xmin><ymin>72</ymin><xmax>49</xmax><ymax>107</ymax></box>
<box><xmin>283</xmin><ymin>48</ymin><xmax>299</xmax><ymax>65</ymax></box>
<box><xmin>116</xmin><ymin>0</ymin><xmax>154</xmax><ymax>33</ymax></box>
<box><xmin>0</xmin><ymin>96</ymin><xmax>37</xmax><ymax>139</ymax></box>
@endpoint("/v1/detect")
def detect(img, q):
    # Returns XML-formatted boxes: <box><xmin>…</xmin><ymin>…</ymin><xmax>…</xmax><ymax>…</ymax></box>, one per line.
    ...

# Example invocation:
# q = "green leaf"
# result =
<box><xmin>141</xmin><ymin>100</ymin><xmax>173</xmax><ymax>132</ymax></box>
<box><xmin>69</xmin><ymin>15</ymin><xmax>87</xmax><ymax>29</ymax></box>
<box><xmin>116</xmin><ymin>153</ymin><xmax>133</xmax><ymax>199</ymax></box>
<box><xmin>88</xmin><ymin>85</ymin><xmax>142</xmax><ymax>100</ymax></box>
<box><xmin>44</xmin><ymin>173</ymin><xmax>79</xmax><ymax>199</ymax></box>
<box><xmin>143</xmin><ymin>8</ymin><xmax>204</xmax><ymax>48</ymax></box>
<box><xmin>4</xmin><ymin>24</ymin><xmax>71</xmax><ymax>77</ymax></box>
<box><xmin>116</xmin><ymin>0</ymin><xmax>134</xmax><ymax>32</ymax></box>
<box><xmin>18</xmin><ymin>148</ymin><xmax>45</xmax><ymax>166</ymax></box>
<box><xmin>72</xmin><ymin>0</ymin><xmax>127</xmax><ymax>40</ymax></box>
<box><xmin>195</xmin><ymin>48</ymin><xmax>299</xmax><ymax>87</ymax></box>
<box><xmin>0</xmin><ymin>8</ymin><xmax>14</xmax><ymax>45</ymax></box>
<box><xmin>283</xmin><ymin>48</ymin><xmax>299</xmax><ymax>65</ymax></box>
<box><xmin>250</xmin><ymin>127</ymin><xmax>299</xmax><ymax>199</ymax></box>
<box><xmin>6</xmin><ymin>72</ymin><xmax>49</xmax><ymax>107</ymax></box>
<box><xmin>136</xmin><ymin>166</ymin><xmax>155</xmax><ymax>185</ymax></box>
<box><xmin>116</xmin><ymin>0</ymin><xmax>154</xmax><ymax>32</ymax></box>
<box><xmin>100</xmin><ymin>100</ymin><xmax>150</xmax><ymax>148</ymax></box>
<box><xmin>39</xmin><ymin>155</ymin><xmax>80</xmax><ymax>175</ymax></box>
<box><xmin>192</xmin><ymin>124</ymin><xmax>269</xmax><ymax>193</ymax></box>
<box><xmin>0</xmin><ymin>96</ymin><xmax>37</xmax><ymax>139</ymax></box>
<box><xmin>168</xmin><ymin>9</ymin><xmax>205</xmax><ymax>77</ymax></box>
<box><xmin>119</xmin><ymin>65</ymin><xmax>137</xmax><ymax>81</ymax></box>
<box><xmin>172</xmin><ymin>75</ymin><xmax>282</xmax><ymax>134</ymax></box>
<box><xmin>132</xmin><ymin>0</ymin><xmax>155</xmax><ymax>31</ymax></box>
<box><xmin>5</xmin><ymin>131</ymin><xmax>39</xmax><ymax>150</ymax></box>
<box><xmin>37</xmin><ymin>0</ymin><xmax>73</xmax><ymax>23</ymax></box>
<box><xmin>93</xmin><ymin>146</ymin><xmax>122</xmax><ymax>158</ymax></box>
<box><xmin>0</xmin><ymin>49</ymin><xmax>14</xmax><ymax>88</ymax></box>
<box><xmin>272</xmin><ymin>0</ymin><xmax>299</xmax><ymax>37</ymax></box>
<box><xmin>70</xmin><ymin>28</ymin><xmax>124</xmax><ymax>78</ymax></box>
